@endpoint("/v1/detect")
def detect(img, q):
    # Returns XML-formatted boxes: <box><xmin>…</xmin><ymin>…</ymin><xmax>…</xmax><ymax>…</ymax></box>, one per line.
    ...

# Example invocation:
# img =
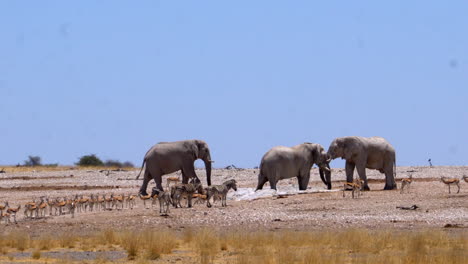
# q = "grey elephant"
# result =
<box><xmin>327</xmin><ymin>136</ymin><xmax>396</xmax><ymax>191</ymax></box>
<box><xmin>256</xmin><ymin>143</ymin><xmax>331</xmax><ymax>191</ymax></box>
<box><xmin>136</xmin><ymin>139</ymin><xmax>213</xmax><ymax>196</ymax></box>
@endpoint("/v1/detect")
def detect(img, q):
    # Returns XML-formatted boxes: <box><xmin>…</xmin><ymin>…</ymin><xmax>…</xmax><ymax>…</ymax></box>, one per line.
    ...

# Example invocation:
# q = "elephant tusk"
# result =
<box><xmin>322</xmin><ymin>166</ymin><xmax>330</xmax><ymax>172</ymax></box>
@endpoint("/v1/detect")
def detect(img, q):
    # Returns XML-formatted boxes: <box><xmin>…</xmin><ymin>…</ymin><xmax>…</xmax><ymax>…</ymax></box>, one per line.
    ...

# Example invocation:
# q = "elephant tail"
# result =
<box><xmin>135</xmin><ymin>159</ymin><xmax>146</xmax><ymax>180</ymax></box>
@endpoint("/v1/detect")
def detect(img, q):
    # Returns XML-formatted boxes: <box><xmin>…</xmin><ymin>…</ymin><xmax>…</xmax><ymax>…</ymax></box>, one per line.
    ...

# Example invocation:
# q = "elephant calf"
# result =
<box><xmin>256</xmin><ymin>143</ymin><xmax>331</xmax><ymax>191</ymax></box>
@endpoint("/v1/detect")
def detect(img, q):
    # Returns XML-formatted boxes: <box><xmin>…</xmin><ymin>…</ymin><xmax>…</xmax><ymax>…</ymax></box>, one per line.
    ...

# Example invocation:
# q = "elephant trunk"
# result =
<box><xmin>319</xmin><ymin>165</ymin><xmax>332</xmax><ymax>190</ymax></box>
<box><xmin>324</xmin><ymin>165</ymin><xmax>332</xmax><ymax>190</ymax></box>
<box><xmin>203</xmin><ymin>155</ymin><xmax>212</xmax><ymax>186</ymax></box>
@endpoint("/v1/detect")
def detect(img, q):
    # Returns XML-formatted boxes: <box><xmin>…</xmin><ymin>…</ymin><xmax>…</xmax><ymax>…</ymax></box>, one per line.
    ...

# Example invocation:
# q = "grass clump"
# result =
<box><xmin>35</xmin><ymin>235</ymin><xmax>55</xmax><ymax>250</ymax></box>
<box><xmin>193</xmin><ymin>229</ymin><xmax>220</xmax><ymax>264</ymax></box>
<box><xmin>31</xmin><ymin>249</ymin><xmax>41</xmax><ymax>259</ymax></box>
<box><xmin>120</xmin><ymin>231</ymin><xmax>140</xmax><ymax>260</ymax></box>
<box><xmin>58</xmin><ymin>233</ymin><xmax>77</xmax><ymax>248</ymax></box>
<box><xmin>142</xmin><ymin>231</ymin><xmax>177</xmax><ymax>260</ymax></box>
<box><xmin>5</xmin><ymin>232</ymin><xmax>30</xmax><ymax>252</ymax></box>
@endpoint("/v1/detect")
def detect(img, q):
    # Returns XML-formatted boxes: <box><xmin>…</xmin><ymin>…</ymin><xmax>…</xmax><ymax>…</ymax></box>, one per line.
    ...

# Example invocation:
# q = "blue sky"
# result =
<box><xmin>1</xmin><ymin>1</ymin><xmax>467</xmax><ymax>168</ymax></box>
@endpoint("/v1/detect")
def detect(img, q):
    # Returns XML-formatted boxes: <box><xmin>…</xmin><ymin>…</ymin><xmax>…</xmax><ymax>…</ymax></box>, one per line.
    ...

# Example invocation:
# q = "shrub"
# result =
<box><xmin>24</xmin><ymin>155</ymin><xmax>42</xmax><ymax>166</ymax></box>
<box><xmin>76</xmin><ymin>154</ymin><xmax>104</xmax><ymax>166</ymax></box>
<box><xmin>122</xmin><ymin>161</ymin><xmax>135</xmax><ymax>168</ymax></box>
<box><xmin>104</xmin><ymin>160</ymin><xmax>134</xmax><ymax>168</ymax></box>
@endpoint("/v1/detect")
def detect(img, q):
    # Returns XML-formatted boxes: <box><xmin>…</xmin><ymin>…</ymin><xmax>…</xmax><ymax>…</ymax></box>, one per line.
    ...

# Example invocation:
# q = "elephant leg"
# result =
<box><xmin>256</xmin><ymin>174</ymin><xmax>268</xmax><ymax>191</ymax></box>
<box><xmin>181</xmin><ymin>168</ymin><xmax>189</xmax><ymax>184</ymax></box>
<box><xmin>297</xmin><ymin>173</ymin><xmax>310</xmax><ymax>190</ymax></box>
<box><xmin>269</xmin><ymin>180</ymin><xmax>277</xmax><ymax>190</ymax></box>
<box><xmin>139</xmin><ymin>170</ymin><xmax>152</xmax><ymax>196</ymax></box>
<box><xmin>345</xmin><ymin>161</ymin><xmax>355</xmax><ymax>184</ymax></box>
<box><xmin>356</xmin><ymin>164</ymin><xmax>370</xmax><ymax>191</ymax></box>
<box><xmin>153</xmin><ymin>174</ymin><xmax>164</xmax><ymax>192</ymax></box>
<box><xmin>383</xmin><ymin>168</ymin><xmax>397</xmax><ymax>190</ymax></box>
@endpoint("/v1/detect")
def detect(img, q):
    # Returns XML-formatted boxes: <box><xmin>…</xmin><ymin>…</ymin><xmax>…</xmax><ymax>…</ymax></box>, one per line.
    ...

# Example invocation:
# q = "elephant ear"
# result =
<box><xmin>190</xmin><ymin>141</ymin><xmax>200</xmax><ymax>160</ymax></box>
<box><xmin>310</xmin><ymin>145</ymin><xmax>320</xmax><ymax>164</ymax></box>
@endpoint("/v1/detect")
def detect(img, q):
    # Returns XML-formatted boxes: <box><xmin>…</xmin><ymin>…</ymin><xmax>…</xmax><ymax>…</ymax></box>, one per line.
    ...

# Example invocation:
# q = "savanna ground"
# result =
<box><xmin>0</xmin><ymin>165</ymin><xmax>467</xmax><ymax>263</ymax></box>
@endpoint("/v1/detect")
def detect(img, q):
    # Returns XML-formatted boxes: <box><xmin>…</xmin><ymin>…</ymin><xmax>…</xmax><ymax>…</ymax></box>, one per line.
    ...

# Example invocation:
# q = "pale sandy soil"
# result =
<box><xmin>0</xmin><ymin>166</ymin><xmax>467</xmax><ymax>237</ymax></box>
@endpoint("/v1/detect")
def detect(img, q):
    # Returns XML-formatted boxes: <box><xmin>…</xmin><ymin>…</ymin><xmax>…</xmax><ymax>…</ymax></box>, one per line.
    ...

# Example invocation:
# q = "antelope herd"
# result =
<box><xmin>0</xmin><ymin>176</ymin><xmax>238</xmax><ymax>224</ymax></box>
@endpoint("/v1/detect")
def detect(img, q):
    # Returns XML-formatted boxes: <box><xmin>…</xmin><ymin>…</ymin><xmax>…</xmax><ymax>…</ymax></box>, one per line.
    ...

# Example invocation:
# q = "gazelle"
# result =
<box><xmin>166</xmin><ymin>176</ymin><xmax>181</xmax><ymax>189</ymax></box>
<box><xmin>56</xmin><ymin>197</ymin><xmax>68</xmax><ymax>215</ymax></box>
<box><xmin>343</xmin><ymin>179</ymin><xmax>362</xmax><ymax>198</ymax></box>
<box><xmin>440</xmin><ymin>177</ymin><xmax>460</xmax><ymax>194</ymax></box>
<box><xmin>113</xmin><ymin>194</ymin><xmax>124</xmax><ymax>210</ymax></box>
<box><xmin>1</xmin><ymin>211</ymin><xmax>11</xmax><ymax>224</ymax></box>
<box><xmin>46</xmin><ymin>197</ymin><xmax>59</xmax><ymax>216</ymax></box>
<box><xmin>97</xmin><ymin>194</ymin><xmax>106</xmax><ymax>211</ymax></box>
<box><xmin>193</xmin><ymin>193</ymin><xmax>207</xmax><ymax>205</ymax></box>
<box><xmin>0</xmin><ymin>201</ymin><xmax>8</xmax><ymax>216</ymax></box>
<box><xmin>400</xmin><ymin>174</ymin><xmax>413</xmax><ymax>194</ymax></box>
<box><xmin>24</xmin><ymin>199</ymin><xmax>38</xmax><ymax>219</ymax></box>
<box><xmin>7</xmin><ymin>204</ymin><xmax>21</xmax><ymax>223</ymax></box>
<box><xmin>139</xmin><ymin>194</ymin><xmax>152</xmax><ymax>209</ymax></box>
<box><xmin>105</xmin><ymin>194</ymin><xmax>114</xmax><ymax>210</ymax></box>
<box><xmin>79</xmin><ymin>195</ymin><xmax>90</xmax><ymax>212</ymax></box>
<box><xmin>462</xmin><ymin>175</ymin><xmax>468</xmax><ymax>183</ymax></box>
<box><xmin>38</xmin><ymin>197</ymin><xmax>48</xmax><ymax>218</ymax></box>
<box><xmin>126</xmin><ymin>194</ymin><xmax>136</xmax><ymax>210</ymax></box>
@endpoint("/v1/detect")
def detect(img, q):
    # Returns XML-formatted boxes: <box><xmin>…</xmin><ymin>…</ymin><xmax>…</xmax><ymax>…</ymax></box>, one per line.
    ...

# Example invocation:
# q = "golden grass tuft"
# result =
<box><xmin>35</xmin><ymin>234</ymin><xmax>56</xmax><ymax>250</ymax></box>
<box><xmin>58</xmin><ymin>232</ymin><xmax>77</xmax><ymax>248</ymax></box>
<box><xmin>120</xmin><ymin>231</ymin><xmax>140</xmax><ymax>260</ymax></box>
<box><xmin>99</xmin><ymin>229</ymin><xmax>117</xmax><ymax>245</ymax></box>
<box><xmin>31</xmin><ymin>249</ymin><xmax>41</xmax><ymax>259</ymax></box>
<box><xmin>142</xmin><ymin>230</ymin><xmax>177</xmax><ymax>260</ymax></box>
<box><xmin>4</xmin><ymin>231</ymin><xmax>31</xmax><ymax>252</ymax></box>
<box><xmin>193</xmin><ymin>228</ymin><xmax>220</xmax><ymax>264</ymax></box>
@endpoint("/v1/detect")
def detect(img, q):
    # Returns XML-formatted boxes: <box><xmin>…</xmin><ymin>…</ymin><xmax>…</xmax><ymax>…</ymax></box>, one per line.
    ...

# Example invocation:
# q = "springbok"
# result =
<box><xmin>0</xmin><ymin>201</ymin><xmax>8</xmax><ymax>216</ymax></box>
<box><xmin>440</xmin><ymin>177</ymin><xmax>460</xmax><ymax>194</ymax></box>
<box><xmin>139</xmin><ymin>194</ymin><xmax>152</xmax><ymax>209</ymax></box>
<box><xmin>462</xmin><ymin>175</ymin><xmax>468</xmax><ymax>183</ymax></box>
<box><xmin>343</xmin><ymin>179</ymin><xmax>362</xmax><ymax>198</ymax></box>
<box><xmin>7</xmin><ymin>204</ymin><xmax>21</xmax><ymax>223</ymax></box>
<box><xmin>166</xmin><ymin>176</ymin><xmax>181</xmax><ymax>189</ymax></box>
<box><xmin>400</xmin><ymin>174</ymin><xmax>413</xmax><ymax>194</ymax></box>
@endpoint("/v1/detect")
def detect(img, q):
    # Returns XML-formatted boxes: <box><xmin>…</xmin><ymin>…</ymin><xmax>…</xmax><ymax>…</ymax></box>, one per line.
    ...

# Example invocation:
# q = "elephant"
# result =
<box><xmin>256</xmin><ymin>143</ymin><xmax>331</xmax><ymax>191</ymax></box>
<box><xmin>327</xmin><ymin>136</ymin><xmax>396</xmax><ymax>191</ymax></box>
<box><xmin>136</xmin><ymin>139</ymin><xmax>213</xmax><ymax>196</ymax></box>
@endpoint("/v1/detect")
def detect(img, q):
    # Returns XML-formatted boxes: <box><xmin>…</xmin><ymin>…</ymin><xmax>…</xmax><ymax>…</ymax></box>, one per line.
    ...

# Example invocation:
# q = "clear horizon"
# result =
<box><xmin>1</xmin><ymin>1</ymin><xmax>467</xmax><ymax>169</ymax></box>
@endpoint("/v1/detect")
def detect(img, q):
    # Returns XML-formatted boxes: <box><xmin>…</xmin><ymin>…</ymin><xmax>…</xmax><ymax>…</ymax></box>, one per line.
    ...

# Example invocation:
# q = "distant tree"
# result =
<box><xmin>76</xmin><ymin>154</ymin><xmax>104</xmax><ymax>166</ymax></box>
<box><xmin>122</xmin><ymin>161</ymin><xmax>135</xmax><ymax>168</ymax></box>
<box><xmin>104</xmin><ymin>160</ymin><xmax>135</xmax><ymax>168</ymax></box>
<box><xmin>104</xmin><ymin>159</ymin><xmax>123</xmax><ymax>167</ymax></box>
<box><xmin>24</xmin><ymin>156</ymin><xmax>42</xmax><ymax>166</ymax></box>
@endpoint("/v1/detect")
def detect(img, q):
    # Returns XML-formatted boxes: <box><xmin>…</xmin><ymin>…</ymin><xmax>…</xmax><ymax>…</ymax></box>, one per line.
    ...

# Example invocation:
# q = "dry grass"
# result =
<box><xmin>0</xmin><ymin>228</ymin><xmax>465</xmax><ymax>263</ymax></box>
<box><xmin>192</xmin><ymin>228</ymin><xmax>220</xmax><ymax>264</ymax></box>
<box><xmin>3</xmin><ymin>232</ymin><xmax>31</xmax><ymax>252</ymax></box>
<box><xmin>119</xmin><ymin>231</ymin><xmax>140</xmax><ymax>260</ymax></box>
